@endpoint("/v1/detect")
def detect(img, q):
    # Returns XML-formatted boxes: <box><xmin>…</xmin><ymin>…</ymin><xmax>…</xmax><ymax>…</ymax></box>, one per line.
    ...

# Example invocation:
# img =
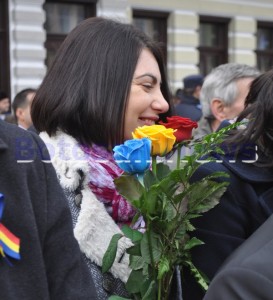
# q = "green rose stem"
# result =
<box><xmin>150</xmin><ymin>154</ymin><xmax>158</xmax><ymax>296</ymax></box>
<box><xmin>151</xmin><ymin>152</ymin><xmax>174</xmax><ymax>299</ymax></box>
<box><xmin>158</xmin><ymin>278</ymin><xmax>162</xmax><ymax>300</ymax></box>
<box><xmin>152</xmin><ymin>155</ymin><xmax>157</xmax><ymax>177</ymax></box>
<box><xmin>176</xmin><ymin>144</ymin><xmax>182</xmax><ymax>169</ymax></box>
<box><xmin>147</xmin><ymin>220</ymin><xmax>157</xmax><ymax>282</ymax></box>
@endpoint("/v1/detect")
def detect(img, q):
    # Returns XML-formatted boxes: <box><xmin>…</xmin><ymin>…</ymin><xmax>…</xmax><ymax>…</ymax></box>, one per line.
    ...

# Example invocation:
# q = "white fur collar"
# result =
<box><xmin>39</xmin><ymin>131</ymin><xmax>132</xmax><ymax>282</ymax></box>
<box><xmin>39</xmin><ymin>131</ymin><xmax>90</xmax><ymax>191</ymax></box>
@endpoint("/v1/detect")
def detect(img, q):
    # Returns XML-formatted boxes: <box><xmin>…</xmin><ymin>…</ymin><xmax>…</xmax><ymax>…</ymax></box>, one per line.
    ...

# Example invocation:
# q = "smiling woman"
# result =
<box><xmin>31</xmin><ymin>17</ymin><xmax>173</xmax><ymax>299</ymax></box>
<box><xmin>124</xmin><ymin>49</ymin><xmax>169</xmax><ymax>140</ymax></box>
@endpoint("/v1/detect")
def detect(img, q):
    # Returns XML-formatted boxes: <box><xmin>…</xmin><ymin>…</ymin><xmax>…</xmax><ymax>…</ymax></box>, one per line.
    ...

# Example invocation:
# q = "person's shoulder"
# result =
<box><xmin>0</xmin><ymin>120</ymin><xmax>30</xmax><ymax>144</ymax></box>
<box><xmin>0</xmin><ymin>120</ymin><xmax>50</xmax><ymax>162</ymax></box>
<box><xmin>28</xmin><ymin>124</ymin><xmax>39</xmax><ymax>134</ymax></box>
<box><xmin>204</xmin><ymin>265</ymin><xmax>273</xmax><ymax>300</ymax></box>
<box><xmin>204</xmin><ymin>215</ymin><xmax>273</xmax><ymax>299</ymax></box>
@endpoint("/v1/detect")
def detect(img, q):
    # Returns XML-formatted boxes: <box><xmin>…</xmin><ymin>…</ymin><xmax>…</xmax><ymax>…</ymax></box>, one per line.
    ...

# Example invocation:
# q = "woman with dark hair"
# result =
<box><xmin>31</xmin><ymin>17</ymin><xmax>172</xmax><ymax>299</ymax></box>
<box><xmin>183</xmin><ymin>69</ymin><xmax>273</xmax><ymax>299</ymax></box>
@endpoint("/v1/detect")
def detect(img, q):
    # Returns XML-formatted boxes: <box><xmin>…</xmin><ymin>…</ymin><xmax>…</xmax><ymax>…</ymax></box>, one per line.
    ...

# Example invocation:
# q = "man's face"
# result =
<box><xmin>17</xmin><ymin>92</ymin><xmax>35</xmax><ymax>129</ymax></box>
<box><xmin>223</xmin><ymin>77</ymin><xmax>254</xmax><ymax>120</ymax></box>
<box><xmin>0</xmin><ymin>98</ymin><xmax>10</xmax><ymax>114</ymax></box>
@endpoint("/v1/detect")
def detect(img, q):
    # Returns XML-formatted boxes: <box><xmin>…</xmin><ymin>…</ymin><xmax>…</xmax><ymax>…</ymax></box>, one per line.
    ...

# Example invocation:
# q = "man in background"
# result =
<box><xmin>175</xmin><ymin>74</ymin><xmax>204</xmax><ymax>121</ymax></box>
<box><xmin>0</xmin><ymin>91</ymin><xmax>10</xmax><ymax>120</ymax></box>
<box><xmin>194</xmin><ymin>63</ymin><xmax>260</xmax><ymax>138</ymax></box>
<box><xmin>12</xmin><ymin>88</ymin><xmax>36</xmax><ymax>130</ymax></box>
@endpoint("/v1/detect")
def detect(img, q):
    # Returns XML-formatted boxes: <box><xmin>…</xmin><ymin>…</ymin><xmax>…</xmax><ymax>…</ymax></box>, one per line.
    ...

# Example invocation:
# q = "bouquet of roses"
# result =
<box><xmin>102</xmin><ymin>116</ymin><xmax>236</xmax><ymax>300</ymax></box>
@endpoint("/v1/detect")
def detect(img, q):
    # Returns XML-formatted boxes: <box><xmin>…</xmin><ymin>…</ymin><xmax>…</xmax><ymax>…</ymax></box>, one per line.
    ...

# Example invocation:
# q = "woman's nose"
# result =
<box><xmin>152</xmin><ymin>90</ymin><xmax>169</xmax><ymax>113</ymax></box>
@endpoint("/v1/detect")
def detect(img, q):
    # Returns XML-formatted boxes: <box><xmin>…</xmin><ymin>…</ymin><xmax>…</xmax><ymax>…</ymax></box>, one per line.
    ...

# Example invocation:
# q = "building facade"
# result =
<box><xmin>2</xmin><ymin>0</ymin><xmax>273</xmax><ymax>101</ymax></box>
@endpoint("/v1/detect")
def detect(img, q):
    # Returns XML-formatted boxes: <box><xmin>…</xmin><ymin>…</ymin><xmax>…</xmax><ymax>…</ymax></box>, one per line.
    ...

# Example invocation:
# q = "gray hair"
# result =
<box><xmin>200</xmin><ymin>63</ymin><xmax>260</xmax><ymax>117</ymax></box>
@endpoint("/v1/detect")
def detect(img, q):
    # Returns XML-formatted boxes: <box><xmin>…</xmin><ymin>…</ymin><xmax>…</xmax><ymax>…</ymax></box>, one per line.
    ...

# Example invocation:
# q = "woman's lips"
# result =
<box><xmin>138</xmin><ymin>118</ymin><xmax>156</xmax><ymax>126</ymax></box>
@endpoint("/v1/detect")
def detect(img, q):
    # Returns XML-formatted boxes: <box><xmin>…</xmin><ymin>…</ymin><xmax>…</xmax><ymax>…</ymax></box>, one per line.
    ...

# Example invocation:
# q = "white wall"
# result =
<box><xmin>7</xmin><ymin>0</ymin><xmax>273</xmax><ymax>97</ymax></box>
<box><xmin>8</xmin><ymin>0</ymin><xmax>46</xmax><ymax>99</ymax></box>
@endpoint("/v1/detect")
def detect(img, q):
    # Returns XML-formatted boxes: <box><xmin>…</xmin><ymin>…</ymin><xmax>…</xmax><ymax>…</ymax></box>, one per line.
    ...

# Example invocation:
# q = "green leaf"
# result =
<box><xmin>141</xmin><ymin>231</ymin><xmax>162</xmax><ymax>264</ymax></box>
<box><xmin>114</xmin><ymin>175</ymin><xmax>145</xmax><ymax>206</ymax></box>
<box><xmin>174</xmin><ymin>223</ymin><xmax>187</xmax><ymax>240</ymax></box>
<box><xmin>129</xmin><ymin>255</ymin><xmax>145</xmax><ymax>270</ymax></box>
<box><xmin>145</xmin><ymin>186</ymin><xmax>160</xmax><ymax>215</ymax></box>
<box><xmin>184</xmin><ymin>237</ymin><xmax>204</xmax><ymax>250</ymax></box>
<box><xmin>142</xmin><ymin>280</ymin><xmax>156</xmax><ymax>300</ymax></box>
<box><xmin>170</xmin><ymin>168</ymin><xmax>188</xmax><ymax>183</ymax></box>
<box><xmin>132</xmin><ymin>194</ymin><xmax>145</xmax><ymax>210</ymax></box>
<box><xmin>157</xmin><ymin>176</ymin><xmax>177</xmax><ymax>194</ymax></box>
<box><xmin>158</xmin><ymin>218</ymin><xmax>177</xmax><ymax>236</ymax></box>
<box><xmin>187</xmin><ymin>180</ymin><xmax>229</xmax><ymax>214</ymax></box>
<box><xmin>126</xmin><ymin>243</ymin><xmax>141</xmax><ymax>256</ymax></box>
<box><xmin>122</xmin><ymin>225</ymin><xmax>143</xmax><ymax>243</ymax></box>
<box><xmin>102</xmin><ymin>233</ymin><xmax>123</xmax><ymax>273</ymax></box>
<box><xmin>142</xmin><ymin>262</ymin><xmax>149</xmax><ymax>277</ymax></box>
<box><xmin>184</xmin><ymin>219</ymin><xmax>195</xmax><ymax>231</ymax></box>
<box><xmin>144</xmin><ymin>169</ymin><xmax>157</xmax><ymax>189</ymax></box>
<box><xmin>185</xmin><ymin>260</ymin><xmax>209</xmax><ymax>291</ymax></box>
<box><xmin>157</xmin><ymin>257</ymin><xmax>170</xmax><ymax>280</ymax></box>
<box><xmin>165</xmin><ymin>202</ymin><xmax>176</xmax><ymax>221</ymax></box>
<box><xmin>202</xmin><ymin>171</ymin><xmax>230</xmax><ymax>180</ymax></box>
<box><xmin>198</xmin><ymin>184</ymin><xmax>228</xmax><ymax>214</ymax></box>
<box><xmin>156</xmin><ymin>162</ymin><xmax>171</xmax><ymax>181</ymax></box>
<box><xmin>125</xmin><ymin>269</ymin><xmax>145</xmax><ymax>293</ymax></box>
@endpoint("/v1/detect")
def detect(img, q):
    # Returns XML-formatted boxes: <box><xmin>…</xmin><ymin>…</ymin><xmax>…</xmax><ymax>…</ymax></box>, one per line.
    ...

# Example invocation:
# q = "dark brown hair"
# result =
<box><xmin>31</xmin><ymin>17</ymin><xmax>172</xmax><ymax>148</ymax></box>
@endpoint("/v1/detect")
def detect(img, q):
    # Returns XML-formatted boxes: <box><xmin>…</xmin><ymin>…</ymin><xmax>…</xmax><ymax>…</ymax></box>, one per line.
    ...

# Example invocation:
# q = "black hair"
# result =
<box><xmin>31</xmin><ymin>17</ymin><xmax>172</xmax><ymax>148</ymax></box>
<box><xmin>12</xmin><ymin>88</ymin><xmax>36</xmax><ymax>121</ymax></box>
<box><xmin>227</xmin><ymin>68</ymin><xmax>273</xmax><ymax>166</ymax></box>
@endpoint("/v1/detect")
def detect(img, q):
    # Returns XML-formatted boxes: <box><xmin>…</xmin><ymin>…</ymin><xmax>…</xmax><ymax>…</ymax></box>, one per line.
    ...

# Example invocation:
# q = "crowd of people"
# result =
<box><xmin>1</xmin><ymin>15</ymin><xmax>273</xmax><ymax>300</ymax></box>
<box><xmin>183</xmin><ymin>67</ymin><xmax>273</xmax><ymax>299</ymax></box>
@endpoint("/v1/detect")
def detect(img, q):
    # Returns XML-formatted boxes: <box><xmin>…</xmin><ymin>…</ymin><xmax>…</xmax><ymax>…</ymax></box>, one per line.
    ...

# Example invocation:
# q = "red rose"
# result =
<box><xmin>159</xmin><ymin>116</ymin><xmax>198</xmax><ymax>143</ymax></box>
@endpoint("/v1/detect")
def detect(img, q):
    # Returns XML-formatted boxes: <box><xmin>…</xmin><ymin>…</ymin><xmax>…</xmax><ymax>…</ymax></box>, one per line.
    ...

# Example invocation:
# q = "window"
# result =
<box><xmin>0</xmin><ymin>0</ymin><xmax>10</xmax><ymax>96</ymax></box>
<box><xmin>256</xmin><ymin>22</ymin><xmax>273</xmax><ymax>72</ymax></box>
<box><xmin>198</xmin><ymin>16</ymin><xmax>230</xmax><ymax>76</ymax></box>
<box><xmin>133</xmin><ymin>10</ymin><xmax>169</xmax><ymax>64</ymax></box>
<box><xmin>44</xmin><ymin>0</ymin><xmax>97</xmax><ymax>68</ymax></box>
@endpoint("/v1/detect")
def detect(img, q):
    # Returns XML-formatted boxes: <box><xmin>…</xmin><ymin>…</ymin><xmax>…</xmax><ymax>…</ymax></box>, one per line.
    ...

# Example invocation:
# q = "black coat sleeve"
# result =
<box><xmin>204</xmin><ymin>214</ymin><xmax>273</xmax><ymax>300</ymax></box>
<box><xmin>204</xmin><ymin>268</ymin><xmax>273</xmax><ymax>300</ymax></box>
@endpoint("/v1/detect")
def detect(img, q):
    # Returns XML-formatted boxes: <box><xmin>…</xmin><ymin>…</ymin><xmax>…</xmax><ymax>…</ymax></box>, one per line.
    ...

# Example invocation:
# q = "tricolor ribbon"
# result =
<box><xmin>0</xmin><ymin>193</ymin><xmax>20</xmax><ymax>262</ymax></box>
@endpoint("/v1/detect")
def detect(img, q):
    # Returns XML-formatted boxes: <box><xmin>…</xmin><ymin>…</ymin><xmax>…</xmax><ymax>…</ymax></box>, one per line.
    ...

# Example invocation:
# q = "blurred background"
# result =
<box><xmin>1</xmin><ymin>0</ymin><xmax>273</xmax><ymax>106</ymax></box>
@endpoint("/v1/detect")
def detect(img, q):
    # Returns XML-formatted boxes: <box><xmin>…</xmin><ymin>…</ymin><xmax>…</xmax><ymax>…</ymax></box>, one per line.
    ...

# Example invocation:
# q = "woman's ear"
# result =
<box><xmin>211</xmin><ymin>98</ymin><xmax>227</xmax><ymax>121</ymax></box>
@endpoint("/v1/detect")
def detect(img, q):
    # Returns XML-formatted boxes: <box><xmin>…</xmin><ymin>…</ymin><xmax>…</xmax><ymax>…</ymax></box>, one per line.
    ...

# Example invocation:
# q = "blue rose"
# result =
<box><xmin>113</xmin><ymin>138</ymin><xmax>151</xmax><ymax>174</ymax></box>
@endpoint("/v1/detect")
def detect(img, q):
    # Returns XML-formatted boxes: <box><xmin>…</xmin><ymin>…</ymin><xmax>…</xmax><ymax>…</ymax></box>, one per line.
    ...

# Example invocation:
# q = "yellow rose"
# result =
<box><xmin>132</xmin><ymin>125</ymin><xmax>176</xmax><ymax>156</ymax></box>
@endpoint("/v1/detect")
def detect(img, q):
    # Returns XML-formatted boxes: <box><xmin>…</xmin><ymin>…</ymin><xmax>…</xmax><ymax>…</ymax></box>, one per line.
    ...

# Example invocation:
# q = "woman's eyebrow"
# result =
<box><xmin>135</xmin><ymin>73</ymin><xmax>157</xmax><ymax>83</ymax></box>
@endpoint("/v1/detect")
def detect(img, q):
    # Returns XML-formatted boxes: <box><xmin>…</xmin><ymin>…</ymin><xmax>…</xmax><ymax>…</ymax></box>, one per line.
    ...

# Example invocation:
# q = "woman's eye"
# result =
<box><xmin>143</xmin><ymin>84</ymin><xmax>152</xmax><ymax>89</ymax></box>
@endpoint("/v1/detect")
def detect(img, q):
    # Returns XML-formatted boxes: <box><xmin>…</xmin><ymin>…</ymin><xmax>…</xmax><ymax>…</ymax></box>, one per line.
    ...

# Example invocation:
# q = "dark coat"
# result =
<box><xmin>182</xmin><ymin>145</ymin><xmax>273</xmax><ymax>300</ymax></box>
<box><xmin>175</xmin><ymin>92</ymin><xmax>202</xmax><ymax>121</ymax></box>
<box><xmin>0</xmin><ymin>120</ymin><xmax>98</xmax><ymax>299</ymax></box>
<box><xmin>204</xmin><ymin>214</ymin><xmax>273</xmax><ymax>300</ymax></box>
